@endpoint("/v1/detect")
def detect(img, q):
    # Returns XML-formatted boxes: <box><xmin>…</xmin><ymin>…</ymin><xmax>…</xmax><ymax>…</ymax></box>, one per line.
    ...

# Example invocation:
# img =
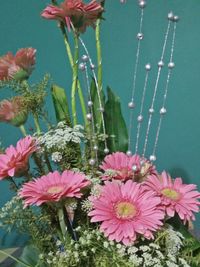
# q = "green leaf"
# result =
<box><xmin>15</xmin><ymin>245</ymin><xmax>45</xmax><ymax>267</ymax></box>
<box><xmin>104</xmin><ymin>87</ymin><xmax>128</xmax><ymax>152</ymax></box>
<box><xmin>90</xmin><ymin>79</ymin><xmax>105</xmax><ymax>133</ymax></box>
<box><xmin>51</xmin><ymin>84</ymin><xmax>71</xmax><ymax>125</ymax></box>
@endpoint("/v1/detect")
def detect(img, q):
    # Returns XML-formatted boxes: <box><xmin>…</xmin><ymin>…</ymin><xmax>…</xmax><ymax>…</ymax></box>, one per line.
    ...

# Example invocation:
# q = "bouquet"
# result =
<box><xmin>0</xmin><ymin>1</ymin><xmax>200</xmax><ymax>266</ymax></box>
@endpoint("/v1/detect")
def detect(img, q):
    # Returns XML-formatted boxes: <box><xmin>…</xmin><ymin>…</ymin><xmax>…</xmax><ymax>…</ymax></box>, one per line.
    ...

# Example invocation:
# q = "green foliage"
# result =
<box><xmin>181</xmin><ymin>237</ymin><xmax>200</xmax><ymax>267</ymax></box>
<box><xmin>104</xmin><ymin>87</ymin><xmax>128</xmax><ymax>152</ymax></box>
<box><xmin>15</xmin><ymin>245</ymin><xmax>45</xmax><ymax>267</ymax></box>
<box><xmin>0</xmin><ymin>196</ymin><xmax>57</xmax><ymax>254</ymax></box>
<box><xmin>23</xmin><ymin>74</ymin><xmax>50</xmax><ymax>115</ymax></box>
<box><xmin>0</xmin><ymin>74</ymin><xmax>50</xmax><ymax>116</ymax></box>
<box><xmin>51</xmin><ymin>84</ymin><xmax>71</xmax><ymax>125</ymax></box>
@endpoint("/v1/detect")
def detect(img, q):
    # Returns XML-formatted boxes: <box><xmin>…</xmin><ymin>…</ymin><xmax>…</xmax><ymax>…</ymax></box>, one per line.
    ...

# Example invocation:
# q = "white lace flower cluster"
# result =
<box><xmin>165</xmin><ymin>225</ymin><xmax>184</xmax><ymax>255</ymax></box>
<box><xmin>37</xmin><ymin>122</ymin><xmax>84</xmax><ymax>162</ymax></box>
<box><xmin>39</xmin><ymin>226</ymin><xmax>190</xmax><ymax>267</ymax></box>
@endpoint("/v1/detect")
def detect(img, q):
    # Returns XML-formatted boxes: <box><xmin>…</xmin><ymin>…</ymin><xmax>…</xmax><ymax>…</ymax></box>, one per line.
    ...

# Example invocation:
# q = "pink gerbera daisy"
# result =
<box><xmin>0</xmin><ymin>136</ymin><xmax>37</xmax><ymax>180</ymax></box>
<box><xmin>143</xmin><ymin>172</ymin><xmax>200</xmax><ymax>222</ymax></box>
<box><xmin>19</xmin><ymin>170</ymin><xmax>90</xmax><ymax>207</ymax></box>
<box><xmin>100</xmin><ymin>152</ymin><xmax>156</xmax><ymax>182</ymax></box>
<box><xmin>88</xmin><ymin>180</ymin><xmax>164</xmax><ymax>245</ymax></box>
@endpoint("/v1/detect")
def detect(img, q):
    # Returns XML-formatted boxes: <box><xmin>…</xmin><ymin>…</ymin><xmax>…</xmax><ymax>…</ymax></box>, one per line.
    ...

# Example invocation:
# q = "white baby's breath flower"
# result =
<box><xmin>51</xmin><ymin>151</ymin><xmax>62</xmax><ymax>162</ymax></box>
<box><xmin>103</xmin><ymin>241</ymin><xmax>109</xmax><ymax>248</ymax></box>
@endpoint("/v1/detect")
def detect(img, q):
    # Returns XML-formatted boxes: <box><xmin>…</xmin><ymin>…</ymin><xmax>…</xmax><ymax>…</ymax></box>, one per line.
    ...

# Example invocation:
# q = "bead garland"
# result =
<box><xmin>142</xmin><ymin>13</ymin><xmax>174</xmax><ymax>159</ymax></box>
<box><xmin>150</xmin><ymin>20</ymin><xmax>178</xmax><ymax>161</ymax></box>
<box><xmin>127</xmin><ymin>0</ymin><xmax>146</xmax><ymax>155</ymax></box>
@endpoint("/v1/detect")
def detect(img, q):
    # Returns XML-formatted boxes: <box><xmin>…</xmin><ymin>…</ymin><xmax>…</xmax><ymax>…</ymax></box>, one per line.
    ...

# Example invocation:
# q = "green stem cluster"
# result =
<box><xmin>59</xmin><ymin>22</ymin><xmax>87</xmax><ymax>127</ymax></box>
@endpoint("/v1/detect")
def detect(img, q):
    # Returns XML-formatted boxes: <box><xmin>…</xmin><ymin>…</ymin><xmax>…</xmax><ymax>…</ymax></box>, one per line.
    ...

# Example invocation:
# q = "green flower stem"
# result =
<box><xmin>77</xmin><ymin>80</ymin><xmax>87</xmax><ymax>126</ymax></box>
<box><xmin>33</xmin><ymin>114</ymin><xmax>41</xmax><ymax>135</ymax></box>
<box><xmin>44</xmin><ymin>152</ymin><xmax>53</xmax><ymax>172</ymax></box>
<box><xmin>0</xmin><ymin>249</ymin><xmax>32</xmax><ymax>267</ymax></box>
<box><xmin>59</xmin><ymin>23</ymin><xmax>74</xmax><ymax>68</ymax></box>
<box><xmin>71</xmin><ymin>32</ymin><xmax>79</xmax><ymax>125</ymax></box>
<box><xmin>95</xmin><ymin>19</ymin><xmax>103</xmax><ymax>91</ymax></box>
<box><xmin>58</xmin><ymin>208</ymin><xmax>67</xmax><ymax>239</ymax></box>
<box><xmin>19</xmin><ymin>125</ymin><xmax>27</xmax><ymax>136</ymax></box>
<box><xmin>9</xmin><ymin>177</ymin><xmax>18</xmax><ymax>191</ymax></box>
<box><xmin>59</xmin><ymin>23</ymin><xmax>87</xmax><ymax>127</ymax></box>
<box><xmin>33</xmin><ymin>154</ymin><xmax>45</xmax><ymax>175</ymax></box>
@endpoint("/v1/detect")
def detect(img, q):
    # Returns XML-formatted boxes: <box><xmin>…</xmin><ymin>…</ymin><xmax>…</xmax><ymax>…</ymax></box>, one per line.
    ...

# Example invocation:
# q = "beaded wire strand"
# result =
<box><xmin>142</xmin><ymin>15</ymin><xmax>173</xmax><ymax>159</ymax></box>
<box><xmin>134</xmin><ymin>64</ymin><xmax>151</xmax><ymax>154</ymax></box>
<box><xmin>80</xmin><ymin>61</ymin><xmax>98</xmax><ymax>164</ymax></box>
<box><xmin>151</xmin><ymin>21</ymin><xmax>178</xmax><ymax>160</ymax></box>
<box><xmin>127</xmin><ymin>2</ymin><xmax>145</xmax><ymax>154</ymax></box>
<box><xmin>78</xmin><ymin>36</ymin><xmax>109</xmax><ymax>154</ymax></box>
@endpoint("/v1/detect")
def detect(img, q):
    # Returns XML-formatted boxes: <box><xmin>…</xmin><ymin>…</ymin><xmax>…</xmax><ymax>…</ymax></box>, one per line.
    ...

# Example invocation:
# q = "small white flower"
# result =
<box><xmin>103</xmin><ymin>241</ymin><xmax>109</xmax><ymax>248</ymax></box>
<box><xmin>51</xmin><ymin>151</ymin><xmax>62</xmax><ymax>162</ymax></box>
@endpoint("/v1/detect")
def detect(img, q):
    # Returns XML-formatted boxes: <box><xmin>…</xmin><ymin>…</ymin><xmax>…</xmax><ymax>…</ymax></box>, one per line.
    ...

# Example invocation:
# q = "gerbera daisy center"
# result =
<box><xmin>115</xmin><ymin>201</ymin><xmax>137</xmax><ymax>219</ymax></box>
<box><xmin>161</xmin><ymin>188</ymin><xmax>180</xmax><ymax>200</ymax></box>
<box><xmin>47</xmin><ymin>185</ymin><xmax>63</xmax><ymax>194</ymax></box>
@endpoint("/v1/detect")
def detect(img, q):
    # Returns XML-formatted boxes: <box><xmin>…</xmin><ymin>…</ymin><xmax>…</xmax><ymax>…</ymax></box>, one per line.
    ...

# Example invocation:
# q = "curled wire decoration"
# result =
<box><xmin>142</xmin><ymin>19</ymin><xmax>172</xmax><ymax>158</ymax></box>
<box><xmin>81</xmin><ymin>63</ymin><xmax>98</xmax><ymax>163</ymax></box>
<box><xmin>128</xmin><ymin>7</ymin><xmax>145</xmax><ymax>153</ymax></box>
<box><xmin>151</xmin><ymin>22</ymin><xmax>177</xmax><ymax>159</ymax></box>
<box><xmin>78</xmin><ymin>36</ymin><xmax>108</xmax><ymax>152</ymax></box>
<box><xmin>134</xmin><ymin>67</ymin><xmax>150</xmax><ymax>154</ymax></box>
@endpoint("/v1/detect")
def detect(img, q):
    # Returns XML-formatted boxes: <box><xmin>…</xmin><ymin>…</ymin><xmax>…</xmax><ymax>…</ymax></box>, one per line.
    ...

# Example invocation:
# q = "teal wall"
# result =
<box><xmin>0</xmin><ymin>0</ymin><xmax>200</xmax><ymax>246</ymax></box>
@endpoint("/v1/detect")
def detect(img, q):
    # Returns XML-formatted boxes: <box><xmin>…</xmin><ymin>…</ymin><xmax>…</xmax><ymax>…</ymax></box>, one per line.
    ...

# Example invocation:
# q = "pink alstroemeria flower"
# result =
<box><xmin>0</xmin><ymin>97</ymin><xmax>28</xmax><ymax>126</ymax></box>
<box><xmin>0</xmin><ymin>48</ymin><xmax>36</xmax><ymax>81</ymax></box>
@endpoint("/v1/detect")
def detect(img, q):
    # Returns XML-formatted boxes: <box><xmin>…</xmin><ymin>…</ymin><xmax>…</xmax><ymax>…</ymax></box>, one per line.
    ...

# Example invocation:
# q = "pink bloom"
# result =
<box><xmin>0</xmin><ymin>52</ymin><xmax>19</xmax><ymax>80</ymax></box>
<box><xmin>19</xmin><ymin>170</ymin><xmax>90</xmax><ymax>207</ymax></box>
<box><xmin>0</xmin><ymin>97</ymin><xmax>28</xmax><ymax>126</ymax></box>
<box><xmin>0</xmin><ymin>100</ymin><xmax>16</xmax><ymax>122</ymax></box>
<box><xmin>0</xmin><ymin>48</ymin><xmax>36</xmax><ymax>81</ymax></box>
<box><xmin>89</xmin><ymin>180</ymin><xmax>164</xmax><ymax>245</ymax></box>
<box><xmin>41</xmin><ymin>0</ymin><xmax>103</xmax><ymax>32</ymax></box>
<box><xmin>15</xmin><ymin>48</ymin><xmax>36</xmax><ymax>76</ymax></box>
<box><xmin>143</xmin><ymin>172</ymin><xmax>200</xmax><ymax>222</ymax></box>
<box><xmin>100</xmin><ymin>152</ymin><xmax>156</xmax><ymax>182</ymax></box>
<box><xmin>0</xmin><ymin>136</ymin><xmax>37</xmax><ymax>180</ymax></box>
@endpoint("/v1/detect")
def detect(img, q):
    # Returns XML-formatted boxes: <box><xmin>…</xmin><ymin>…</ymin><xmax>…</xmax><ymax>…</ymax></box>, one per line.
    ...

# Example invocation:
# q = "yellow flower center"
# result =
<box><xmin>161</xmin><ymin>188</ymin><xmax>180</xmax><ymax>200</ymax></box>
<box><xmin>47</xmin><ymin>186</ymin><xmax>63</xmax><ymax>194</ymax></box>
<box><xmin>115</xmin><ymin>201</ymin><xmax>137</xmax><ymax>219</ymax></box>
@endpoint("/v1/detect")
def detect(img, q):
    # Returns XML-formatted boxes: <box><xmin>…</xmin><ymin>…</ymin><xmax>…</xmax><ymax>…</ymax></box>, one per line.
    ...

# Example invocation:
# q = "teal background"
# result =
<box><xmin>0</xmin><ymin>0</ymin><xmax>200</xmax><ymax>246</ymax></box>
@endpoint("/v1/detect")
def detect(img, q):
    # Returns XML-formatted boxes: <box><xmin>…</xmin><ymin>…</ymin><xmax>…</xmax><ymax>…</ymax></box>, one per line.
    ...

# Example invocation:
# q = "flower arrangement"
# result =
<box><xmin>0</xmin><ymin>1</ymin><xmax>200</xmax><ymax>267</ymax></box>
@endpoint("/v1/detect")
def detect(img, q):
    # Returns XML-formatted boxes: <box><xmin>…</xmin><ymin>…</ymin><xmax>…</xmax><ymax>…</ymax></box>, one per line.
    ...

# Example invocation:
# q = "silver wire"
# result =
<box><xmin>142</xmin><ymin>20</ymin><xmax>172</xmax><ymax>157</ymax></box>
